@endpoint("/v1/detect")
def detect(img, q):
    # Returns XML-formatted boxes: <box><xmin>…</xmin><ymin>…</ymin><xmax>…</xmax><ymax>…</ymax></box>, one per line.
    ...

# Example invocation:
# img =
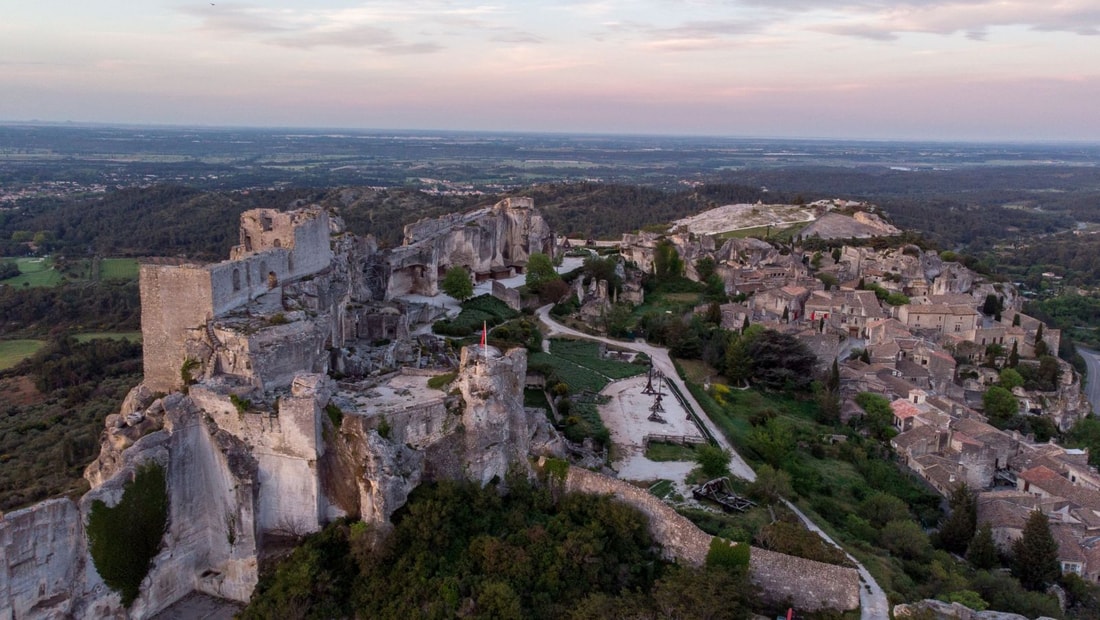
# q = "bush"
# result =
<box><xmin>86</xmin><ymin>462</ymin><xmax>168</xmax><ymax>606</ymax></box>
<box><xmin>705</xmin><ymin>538</ymin><xmax>750</xmax><ymax>575</ymax></box>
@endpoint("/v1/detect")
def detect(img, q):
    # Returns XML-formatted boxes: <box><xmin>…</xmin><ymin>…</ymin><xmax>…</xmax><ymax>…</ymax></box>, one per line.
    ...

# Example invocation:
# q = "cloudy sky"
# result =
<box><xmin>3</xmin><ymin>0</ymin><xmax>1099</xmax><ymax>140</ymax></box>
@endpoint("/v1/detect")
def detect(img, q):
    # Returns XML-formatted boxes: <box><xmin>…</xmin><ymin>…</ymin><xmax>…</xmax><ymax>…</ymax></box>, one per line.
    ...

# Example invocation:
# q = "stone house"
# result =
<box><xmin>897</xmin><ymin>303</ymin><xmax>980</xmax><ymax>338</ymax></box>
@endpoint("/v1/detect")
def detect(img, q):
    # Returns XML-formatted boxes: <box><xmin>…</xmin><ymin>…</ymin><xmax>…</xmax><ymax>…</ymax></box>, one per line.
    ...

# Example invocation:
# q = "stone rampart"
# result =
<box><xmin>563</xmin><ymin>467</ymin><xmax>861</xmax><ymax>612</ymax></box>
<box><xmin>563</xmin><ymin>467</ymin><xmax>713</xmax><ymax>564</ymax></box>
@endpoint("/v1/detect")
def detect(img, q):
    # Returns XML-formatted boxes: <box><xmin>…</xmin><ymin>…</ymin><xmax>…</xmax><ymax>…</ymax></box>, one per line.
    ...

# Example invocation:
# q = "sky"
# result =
<box><xmin>2</xmin><ymin>1</ymin><xmax>1100</xmax><ymax>141</ymax></box>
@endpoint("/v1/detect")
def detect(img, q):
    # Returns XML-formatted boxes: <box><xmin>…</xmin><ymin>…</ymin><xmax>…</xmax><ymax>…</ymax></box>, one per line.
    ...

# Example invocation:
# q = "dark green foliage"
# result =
<box><xmin>324</xmin><ymin>403</ymin><xmax>343</xmax><ymax>428</ymax></box>
<box><xmin>746</xmin><ymin>464</ymin><xmax>792</xmax><ymax>504</ymax></box>
<box><xmin>433</xmin><ymin>294</ymin><xmax>519</xmax><ymax>337</ymax></box>
<box><xmin>0</xmin><ymin>281</ymin><xmax>139</xmax><ymax>338</ymax></box>
<box><xmin>1066</xmin><ymin>416</ymin><xmax>1100</xmax><ymax>467</ymax></box>
<box><xmin>427</xmin><ymin>372</ymin><xmax>457</xmax><ymax>390</ymax></box>
<box><xmin>0</xmin><ymin>261</ymin><xmax>20</xmax><ymax>280</ymax></box>
<box><xmin>705</xmin><ymin>538</ymin><xmax>750</xmax><ymax>575</ymax></box>
<box><xmin>744</xmin><ymin>330</ymin><xmax>816</xmax><ymax>391</ymax></box>
<box><xmin>937</xmin><ymin>484</ymin><xmax>977</xmax><ymax>555</ymax></box>
<box><xmin>524</xmin><ymin>252</ymin><xmax>558</xmax><ymax>293</ymax></box>
<box><xmin>966</xmin><ymin>523</ymin><xmax>998</xmax><ymax>570</ymax></box>
<box><xmin>982</xmin><ymin>294</ymin><xmax>1002</xmax><ymax>316</ymax></box>
<box><xmin>582</xmin><ymin>255</ymin><xmax>622</xmax><ymax>294</ymax></box>
<box><xmin>1012</xmin><ymin>510</ymin><xmax>1060</xmax><ymax>591</ymax></box>
<box><xmin>858</xmin><ymin>492</ymin><xmax>911</xmax><ymax>528</ymax></box>
<box><xmin>694</xmin><ymin>444</ymin><xmax>732</xmax><ymax>479</ymax></box>
<box><xmin>653</xmin><ymin>239</ymin><xmax>684</xmax><ymax>281</ymax></box>
<box><xmin>982</xmin><ymin>386</ymin><xmax>1018</xmax><ymax>423</ymax></box>
<box><xmin>880</xmin><ymin>519</ymin><xmax>931</xmax><ymax>560</ymax></box>
<box><xmin>0</xmin><ymin>338</ymin><xmax>142</xmax><ymax>510</ymax></box>
<box><xmin>440</xmin><ymin>266</ymin><xmax>473</xmax><ymax>301</ymax></box>
<box><xmin>1062</xmin><ymin>573</ymin><xmax>1100</xmax><ymax>619</ymax></box>
<box><xmin>86</xmin><ymin>463</ymin><xmax>168</xmax><ymax>607</ymax></box>
<box><xmin>970</xmin><ymin>570</ymin><xmax>1062</xmax><ymax>618</ymax></box>
<box><xmin>242</xmin><ymin>480</ymin><xmax>746</xmax><ymax>619</ymax></box>
<box><xmin>238</xmin><ymin>519</ymin><xmax>358</xmax><ymax>620</ymax></box>
<box><xmin>754</xmin><ymin>520</ymin><xmax>850</xmax><ymax>567</ymax></box>
<box><xmin>488</xmin><ymin>318</ymin><xmax>542</xmax><ymax>352</ymax></box>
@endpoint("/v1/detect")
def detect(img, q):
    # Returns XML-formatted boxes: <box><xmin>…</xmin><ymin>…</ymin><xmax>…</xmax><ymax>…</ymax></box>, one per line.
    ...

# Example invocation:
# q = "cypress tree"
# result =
<box><xmin>967</xmin><ymin>522</ymin><xmax>998</xmax><ymax>570</ymax></box>
<box><xmin>1012</xmin><ymin>510</ymin><xmax>1060</xmax><ymax>591</ymax></box>
<box><xmin>938</xmin><ymin>483</ymin><xmax>977</xmax><ymax>555</ymax></box>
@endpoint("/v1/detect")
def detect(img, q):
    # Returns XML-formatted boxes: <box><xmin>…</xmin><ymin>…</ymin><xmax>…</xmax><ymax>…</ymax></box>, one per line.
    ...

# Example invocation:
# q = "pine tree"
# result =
<box><xmin>1008</xmin><ymin>341</ymin><xmax>1019</xmax><ymax>368</ymax></box>
<box><xmin>938</xmin><ymin>483</ymin><xmax>977</xmax><ymax>555</ymax></box>
<box><xmin>1012</xmin><ymin>510</ymin><xmax>1060</xmax><ymax>591</ymax></box>
<box><xmin>827</xmin><ymin>358</ymin><xmax>840</xmax><ymax>392</ymax></box>
<box><xmin>741</xmin><ymin>315</ymin><xmax>749</xmax><ymax>334</ymax></box>
<box><xmin>967</xmin><ymin>522</ymin><xmax>998</xmax><ymax>570</ymax></box>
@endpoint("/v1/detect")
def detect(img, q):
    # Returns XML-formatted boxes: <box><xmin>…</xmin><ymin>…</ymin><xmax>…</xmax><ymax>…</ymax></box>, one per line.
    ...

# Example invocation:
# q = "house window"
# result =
<box><xmin>955</xmin><ymin>324</ymin><xmax>961</xmax><ymax>332</ymax></box>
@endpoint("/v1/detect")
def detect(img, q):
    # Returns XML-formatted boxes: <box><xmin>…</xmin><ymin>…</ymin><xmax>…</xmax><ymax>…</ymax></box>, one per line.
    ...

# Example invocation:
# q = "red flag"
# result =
<box><xmin>481</xmin><ymin>321</ymin><xmax>487</xmax><ymax>348</ymax></box>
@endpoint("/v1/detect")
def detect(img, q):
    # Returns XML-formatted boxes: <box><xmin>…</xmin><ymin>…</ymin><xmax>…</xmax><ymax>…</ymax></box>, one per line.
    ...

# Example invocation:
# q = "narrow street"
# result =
<box><xmin>534</xmin><ymin>305</ymin><xmax>888</xmax><ymax>619</ymax></box>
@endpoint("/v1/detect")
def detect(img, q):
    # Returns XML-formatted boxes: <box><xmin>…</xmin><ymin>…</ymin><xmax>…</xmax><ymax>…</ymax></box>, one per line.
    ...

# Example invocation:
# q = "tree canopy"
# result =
<box><xmin>440</xmin><ymin>266</ymin><xmax>473</xmax><ymax>301</ymax></box>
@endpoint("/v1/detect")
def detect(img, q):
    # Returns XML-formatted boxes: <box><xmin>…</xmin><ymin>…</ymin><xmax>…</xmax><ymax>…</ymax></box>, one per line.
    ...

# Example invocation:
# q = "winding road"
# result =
<box><xmin>534</xmin><ymin>305</ymin><xmax>888</xmax><ymax>619</ymax></box>
<box><xmin>1077</xmin><ymin>347</ymin><xmax>1100</xmax><ymax>415</ymax></box>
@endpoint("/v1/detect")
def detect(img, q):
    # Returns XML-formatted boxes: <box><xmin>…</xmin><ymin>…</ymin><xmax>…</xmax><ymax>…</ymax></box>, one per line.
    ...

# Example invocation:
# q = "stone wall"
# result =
<box><xmin>140</xmin><ymin>264</ymin><xmax>216</xmax><ymax>392</ymax></box>
<box><xmin>563</xmin><ymin>467</ymin><xmax>713</xmax><ymax>564</ymax></box>
<box><xmin>491</xmin><ymin>280</ymin><xmax>521</xmax><ymax>311</ymax></box>
<box><xmin>562</xmin><ymin>466</ymin><xmax>860</xmax><ymax>612</ymax></box>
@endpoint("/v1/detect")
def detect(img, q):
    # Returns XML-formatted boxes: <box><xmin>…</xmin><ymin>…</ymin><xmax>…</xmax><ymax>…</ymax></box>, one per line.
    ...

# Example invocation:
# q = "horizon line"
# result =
<box><xmin>3</xmin><ymin>119</ymin><xmax>1100</xmax><ymax>147</ymax></box>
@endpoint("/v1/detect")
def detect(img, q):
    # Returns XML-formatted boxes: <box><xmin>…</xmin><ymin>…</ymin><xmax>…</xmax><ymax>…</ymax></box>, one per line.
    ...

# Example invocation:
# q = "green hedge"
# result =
<box><xmin>86</xmin><ymin>462</ymin><xmax>168</xmax><ymax>606</ymax></box>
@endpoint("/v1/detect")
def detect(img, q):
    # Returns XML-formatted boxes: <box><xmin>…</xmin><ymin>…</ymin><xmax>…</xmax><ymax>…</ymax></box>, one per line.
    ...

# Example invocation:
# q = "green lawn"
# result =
<box><xmin>99</xmin><ymin>258</ymin><xmax>140</xmax><ymax>280</ymax></box>
<box><xmin>528</xmin><ymin>339</ymin><xmax>645</xmax><ymax>393</ymax></box>
<box><xmin>0</xmin><ymin>340</ymin><xmax>46</xmax><ymax>370</ymax></box>
<box><xmin>715</xmin><ymin>222</ymin><xmax>807</xmax><ymax>242</ymax></box>
<box><xmin>73</xmin><ymin>331</ymin><xmax>142</xmax><ymax>344</ymax></box>
<box><xmin>645</xmin><ymin>441</ymin><xmax>699</xmax><ymax>462</ymax></box>
<box><xmin>0</xmin><ymin>257</ymin><xmax>63</xmax><ymax>287</ymax></box>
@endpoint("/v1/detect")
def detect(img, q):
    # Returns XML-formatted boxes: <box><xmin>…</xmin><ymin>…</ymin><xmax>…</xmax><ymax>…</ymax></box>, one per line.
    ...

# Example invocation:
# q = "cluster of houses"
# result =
<box><xmin>628</xmin><ymin>214</ymin><xmax>1098</xmax><ymax>580</ymax></box>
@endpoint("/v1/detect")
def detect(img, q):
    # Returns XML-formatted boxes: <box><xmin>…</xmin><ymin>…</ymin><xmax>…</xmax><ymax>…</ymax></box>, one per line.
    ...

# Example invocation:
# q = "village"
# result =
<box><xmin>604</xmin><ymin>199</ymin><xmax>1099</xmax><ymax>585</ymax></box>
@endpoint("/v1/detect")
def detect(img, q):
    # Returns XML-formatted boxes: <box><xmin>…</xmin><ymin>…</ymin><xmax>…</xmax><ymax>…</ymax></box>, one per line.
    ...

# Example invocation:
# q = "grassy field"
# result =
<box><xmin>644</xmin><ymin>441</ymin><xmax>699</xmax><ymax>462</ymax></box>
<box><xmin>0</xmin><ymin>340</ymin><xmax>46</xmax><ymax>370</ymax></box>
<box><xmin>1</xmin><ymin>257</ymin><xmax>63</xmax><ymax>287</ymax></box>
<box><xmin>73</xmin><ymin>331</ymin><xmax>142</xmax><ymax>343</ymax></box>
<box><xmin>715</xmin><ymin>223</ymin><xmax>806</xmax><ymax>243</ymax></box>
<box><xmin>1</xmin><ymin>256</ymin><xmax>139</xmax><ymax>288</ymax></box>
<box><xmin>529</xmin><ymin>338</ymin><xmax>644</xmax><ymax>393</ymax></box>
<box><xmin>99</xmin><ymin>258</ymin><xmax>140</xmax><ymax>280</ymax></box>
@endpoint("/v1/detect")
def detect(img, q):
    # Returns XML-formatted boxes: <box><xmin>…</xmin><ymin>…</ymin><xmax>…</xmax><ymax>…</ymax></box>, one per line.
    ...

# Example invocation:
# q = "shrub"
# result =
<box><xmin>705</xmin><ymin>538</ymin><xmax>750</xmax><ymax>575</ymax></box>
<box><xmin>229</xmin><ymin>394</ymin><xmax>251</xmax><ymax>415</ymax></box>
<box><xmin>86</xmin><ymin>462</ymin><xmax>168</xmax><ymax>606</ymax></box>
<box><xmin>428</xmin><ymin>372</ymin><xmax>457</xmax><ymax>390</ymax></box>
<box><xmin>325</xmin><ymin>403</ymin><xmax>344</xmax><ymax>428</ymax></box>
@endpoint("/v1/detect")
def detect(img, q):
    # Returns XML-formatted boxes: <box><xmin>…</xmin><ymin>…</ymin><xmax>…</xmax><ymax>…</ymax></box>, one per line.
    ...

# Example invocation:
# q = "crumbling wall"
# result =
<box><xmin>562</xmin><ymin>466</ymin><xmax>861</xmax><ymax>612</ymax></box>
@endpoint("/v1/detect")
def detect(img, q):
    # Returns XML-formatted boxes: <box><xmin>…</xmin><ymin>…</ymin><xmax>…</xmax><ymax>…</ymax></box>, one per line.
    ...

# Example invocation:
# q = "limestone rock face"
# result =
<box><xmin>457</xmin><ymin>346</ymin><xmax>536</xmax><ymax>485</ymax></box>
<box><xmin>0</xmin><ymin>499</ymin><xmax>85</xmax><ymax>620</ymax></box>
<box><xmin>893</xmin><ymin>599</ymin><xmax>1051</xmax><ymax>620</ymax></box>
<box><xmin>321</xmin><ymin>417</ymin><xmax>424</xmax><ymax>525</ymax></box>
<box><xmin>387</xmin><ymin>197</ymin><xmax>555</xmax><ymax>297</ymax></box>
